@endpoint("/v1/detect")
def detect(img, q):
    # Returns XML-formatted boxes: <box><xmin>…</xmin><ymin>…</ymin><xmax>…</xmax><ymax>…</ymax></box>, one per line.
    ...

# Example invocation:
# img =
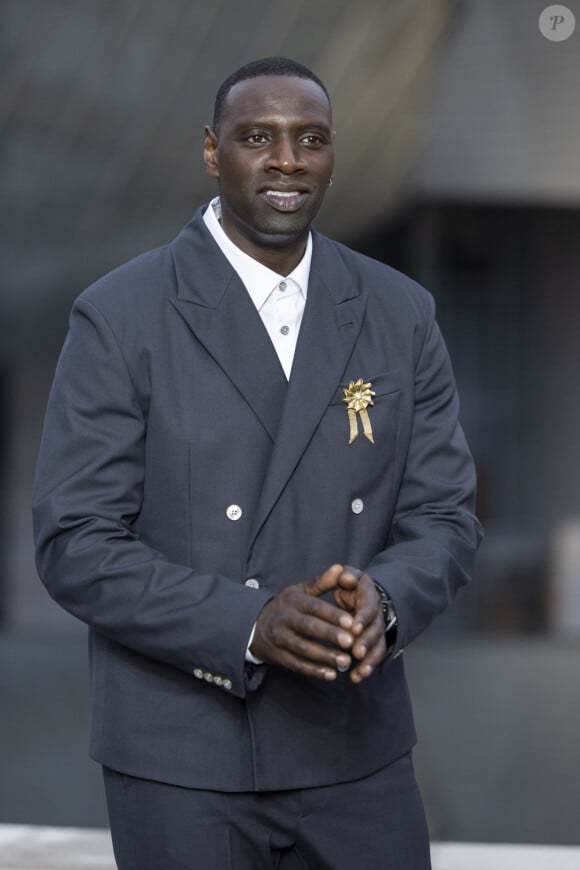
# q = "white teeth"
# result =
<box><xmin>262</xmin><ymin>189</ymin><xmax>306</xmax><ymax>211</ymax></box>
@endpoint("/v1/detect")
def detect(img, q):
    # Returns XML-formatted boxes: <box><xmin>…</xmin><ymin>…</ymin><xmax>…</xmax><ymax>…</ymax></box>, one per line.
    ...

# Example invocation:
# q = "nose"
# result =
<box><xmin>266</xmin><ymin>135</ymin><xmax>304</xmax><ymax>173</ymax></box>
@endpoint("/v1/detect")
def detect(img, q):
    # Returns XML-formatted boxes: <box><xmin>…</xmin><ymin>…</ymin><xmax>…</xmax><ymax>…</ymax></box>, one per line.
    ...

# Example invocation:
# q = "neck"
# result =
<box><xmin>242</xmin><ymin>239</ymin><xmax>308</xmax><ymax>275</ymax></box>
<box><xmin>219</xmin><ymin>211</ymin><xmax>309</xmax><ymax>275</ymax></box>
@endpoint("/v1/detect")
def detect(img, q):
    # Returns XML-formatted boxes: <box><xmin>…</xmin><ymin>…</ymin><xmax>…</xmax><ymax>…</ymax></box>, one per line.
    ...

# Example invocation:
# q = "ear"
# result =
<box><xmin>204</xmin><ymin>126</ymin><xmax>219</xmax><ymax>179</ymax></box>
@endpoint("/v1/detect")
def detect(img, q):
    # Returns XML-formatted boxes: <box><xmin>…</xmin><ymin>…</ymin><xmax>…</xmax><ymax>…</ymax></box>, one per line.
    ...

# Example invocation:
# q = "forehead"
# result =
<box><xmin>221</xmin><ymin>75</ymin><xmax>332</xmax><ymax>128</ymax></box>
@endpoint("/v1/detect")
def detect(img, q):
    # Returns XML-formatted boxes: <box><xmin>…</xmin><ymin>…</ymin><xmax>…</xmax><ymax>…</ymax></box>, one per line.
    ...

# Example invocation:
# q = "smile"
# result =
<box><xmin>261</xmin><ymin>190</ymin><xmax>308</xmax><ymax>212</ymax></box>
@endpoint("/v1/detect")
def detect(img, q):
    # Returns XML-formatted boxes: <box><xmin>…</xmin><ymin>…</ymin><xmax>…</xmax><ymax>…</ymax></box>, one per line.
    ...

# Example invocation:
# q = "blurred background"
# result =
<box><xmin>1</xmin><ymin>0</ymin><xmax>579</xmax><ymax>846</ymax></box>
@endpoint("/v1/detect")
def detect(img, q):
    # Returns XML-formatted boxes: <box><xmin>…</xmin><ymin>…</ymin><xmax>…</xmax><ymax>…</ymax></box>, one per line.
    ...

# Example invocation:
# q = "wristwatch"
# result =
<box><xmin>373</xmin><ymin>582</ymin><xmax>398</xmax><ymax>650</ymax></box>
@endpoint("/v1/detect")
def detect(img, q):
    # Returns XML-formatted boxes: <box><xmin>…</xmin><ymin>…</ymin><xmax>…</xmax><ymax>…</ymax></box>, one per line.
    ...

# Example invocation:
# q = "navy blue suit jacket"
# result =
<box><xmin>33</xmin><ymin>208</ymin><xmax>482</xmax><ymax>791</ymax></box>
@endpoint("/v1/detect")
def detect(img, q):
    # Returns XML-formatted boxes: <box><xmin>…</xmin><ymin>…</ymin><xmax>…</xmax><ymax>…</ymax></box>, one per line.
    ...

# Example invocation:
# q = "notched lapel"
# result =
<box><xmin>169</xmin><ymin>211</ymin><xmax>287</xmax><ymax>442</ymax></box>
<box><xmin>250</xmin><ymin>235</ymin><xmax>367</xmax><ymax>542</ymax></box>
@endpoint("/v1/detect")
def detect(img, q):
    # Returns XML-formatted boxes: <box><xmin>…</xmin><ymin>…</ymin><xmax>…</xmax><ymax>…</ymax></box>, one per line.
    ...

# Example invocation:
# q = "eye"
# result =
<box><xmin>244</xmin><ymin>132</ymin><xmax>270</xmax><ymax>146</ymax></box>
<box><xmin>300</xmin><ymin>133</ymin><xmax>326</xmax><ymax>147</ymax></box>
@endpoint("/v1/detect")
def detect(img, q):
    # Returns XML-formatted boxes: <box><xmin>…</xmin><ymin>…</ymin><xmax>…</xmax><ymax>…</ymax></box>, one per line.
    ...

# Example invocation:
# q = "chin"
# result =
<box><xmin>252</xmin><ymin>223</ymin><xmax>310</xmax><ymax>247</ymax></box>
<box><xmin>256</xmin><ymin>210</ymin><xmax>318</xmax><ymax>240</ymax></box>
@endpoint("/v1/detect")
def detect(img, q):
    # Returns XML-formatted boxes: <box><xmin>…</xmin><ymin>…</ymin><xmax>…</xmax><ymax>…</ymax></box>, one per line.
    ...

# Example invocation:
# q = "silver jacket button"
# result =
<box><xmin>222</xmin><ymin>679</ymin><xmax>232</xmax><ymax>691</ymax></box>
<box><xmin>226</xmin><ymin>504</ymin><xmax>243</xmax><ymax>521</ymax></box>
<box><xmin>193</xmin><ymin>668</ymin><xmax>203</xmax><ymax>679</ymax></box>
<box><xmin>245</xmin><ymin>578</ymin><xmax>260</xmax><ymax>589</ymax></box>
<box><xmin>351</xmin><ymin>498</ymin><xmax>364</xmax><ymax>515</ymax></box>
<box><xmin>203</xmin><ymin>672</ymin><xmax>213</xmax><ymax>682</ymax></box>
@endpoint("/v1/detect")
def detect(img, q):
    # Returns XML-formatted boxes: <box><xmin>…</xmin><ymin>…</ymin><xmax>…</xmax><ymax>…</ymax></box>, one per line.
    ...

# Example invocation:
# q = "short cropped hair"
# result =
<box><xmin>212</xmin><ymin>57</ymin><xmax>330</xmax><ymax>131</ymax></box>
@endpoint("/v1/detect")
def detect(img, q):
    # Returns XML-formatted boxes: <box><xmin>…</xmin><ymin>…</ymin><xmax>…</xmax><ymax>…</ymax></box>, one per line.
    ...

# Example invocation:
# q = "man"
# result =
<box><xmin>33</xmin><ymin>57</ymin><xmax>482</xmax><ymax>869</ymax></box>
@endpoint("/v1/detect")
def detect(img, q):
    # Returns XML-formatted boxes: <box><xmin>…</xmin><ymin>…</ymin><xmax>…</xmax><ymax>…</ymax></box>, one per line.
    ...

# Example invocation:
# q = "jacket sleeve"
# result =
<box><xmin>32</xmin><ymin>296</ymin><xmax>274</xmax><ymax>699</ymax></box>
<box><xmin>366</xmin><ymin>290</ymin><xmax>483</xmax><ymax>656</ymax></box>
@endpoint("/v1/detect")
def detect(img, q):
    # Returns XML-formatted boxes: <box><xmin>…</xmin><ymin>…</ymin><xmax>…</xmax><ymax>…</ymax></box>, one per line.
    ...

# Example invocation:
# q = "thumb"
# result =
<box><xmin>304</xmin><ymin>563</ymin><xmax>343</xmax><ymax>597</ymax></box>
<box><xmin>337</xmin><ymin>566</ymin><xmax>361</xmax><ymax>589</ymax></box>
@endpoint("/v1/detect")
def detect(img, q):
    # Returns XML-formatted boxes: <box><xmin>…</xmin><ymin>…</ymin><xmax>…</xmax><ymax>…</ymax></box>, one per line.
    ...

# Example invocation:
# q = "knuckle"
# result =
<box><xmin>280</xmin><ymin>589</ymin><xmax>297</xmax><ymax>607</ymax></box>
<box><xmin>301</xmin><ymin>596</ymin><xmax>318</xmax><ymax>615</ymax></box>
<box><xmin>295</xmin><ymin>616</ymin><xmax>311</xmax><ymax>637</ymax></box>
<box><xmin>284</xmin><ymin>656</ymin><xmax>301</xmax><ymax>674</ymax></box>
<box><xmin>303</xmin><ymin>615</ymin><xmax>323</xmax><ymax>636</ymax></box>
<box><xmin>293</xmin><ymin>637</ymin><xmax>309</xmax><ymax>657</ymax></box>
<box><xmin>270</xmin><ymin>623</ymin><xmax>286</xmax><ymax>645</ymax></box>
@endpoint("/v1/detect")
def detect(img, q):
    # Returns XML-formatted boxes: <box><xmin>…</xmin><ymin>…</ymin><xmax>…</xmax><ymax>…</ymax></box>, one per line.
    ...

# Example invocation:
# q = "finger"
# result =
<box><xmin>303</xmin><ymin>564</ymin><xmax>343</xmax><ymax>597</ymax></box>
<box><xmin>298</xmin><ymin>588</ymin><xmax>354</xmax><ymax>632</ymax></box>
<box><xmin>350</xmin><ymin>629</ymin><xmax>387</xmax><ymax>684</ymax></box>
<box><xmin>252</xmin><ymin>587</ymin><xmax>355</xmax><ymax>666</ymax></box>
<box><xmin>351</xmin><ymin>609</ymin><xmax>385</xmax><ymax>660</ymax></box>
<box><xmin>291</xmin><ymin>609</ymin><xmax>354</xmax><ymax>651</ymax></box>
<box><xmin>336</xmin><ymin>566</ymin><xmax>360</xmax><ymax>589</ymax></box>
<box><xmin>279</xmin><ymin>630</ymin><xmax>353</xmax><ymax>673</ymax></box>
<box><xmin>252</xmin><ymin>605</ymin><xmax>352</xmax><ymax>671</ymax></box>
<box><xmin>339</xmin><ymin>570</ymin><xmax>379</xmax><ymax>635</ymax></box>
<box><xmin>347</xmin><ymin>603</ymin><xmax>386</xmax><ymax>681</ymax></box>
<box><xmin>264</xmin><ymin>597</ymin><xmax>354</xmax><ymax>662</ymax></box>
<box><xmin>277</xmin><ymin>649</ymin><xmax>339</xmax><ymax>681</ymax></box>
<box><xmin>331</xmin><ymin>566</ymin><xmax>361</xmax><ymax>618</ymax></box>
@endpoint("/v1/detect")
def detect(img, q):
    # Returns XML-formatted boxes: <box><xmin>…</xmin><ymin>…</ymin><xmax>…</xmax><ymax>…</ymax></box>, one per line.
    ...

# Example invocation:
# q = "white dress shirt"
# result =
<box><xmin>203</xmin><ymin>198</ymin><xmax>313</xmax><ymax>662</ymax></box>
<box><xmin>203</xmin><ymin>197</ymin><xmax>312</xmax><ymax>380</ymax></box>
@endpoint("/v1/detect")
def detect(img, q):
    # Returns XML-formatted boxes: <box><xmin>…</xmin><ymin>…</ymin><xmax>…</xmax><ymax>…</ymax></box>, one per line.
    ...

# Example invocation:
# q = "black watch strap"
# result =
<box><xmin>373</xmin><ymin>582</ymin><xmax>398</xmax><ymax>648</ymax></box>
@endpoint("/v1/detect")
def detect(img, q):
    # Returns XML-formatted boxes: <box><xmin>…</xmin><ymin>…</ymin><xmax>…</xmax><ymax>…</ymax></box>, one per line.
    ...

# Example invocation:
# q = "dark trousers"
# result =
<box><xmin>103</xmin><ymin>752</ymin><xmax>431</xmax><ymax>870</ymax></box>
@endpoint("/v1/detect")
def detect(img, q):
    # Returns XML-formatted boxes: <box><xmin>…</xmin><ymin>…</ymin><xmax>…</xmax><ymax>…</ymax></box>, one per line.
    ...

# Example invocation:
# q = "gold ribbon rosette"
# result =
<box><xmin>342</xmin><ymin>379</ymin><xmax>375</xmax><ymax>444</ymax></box>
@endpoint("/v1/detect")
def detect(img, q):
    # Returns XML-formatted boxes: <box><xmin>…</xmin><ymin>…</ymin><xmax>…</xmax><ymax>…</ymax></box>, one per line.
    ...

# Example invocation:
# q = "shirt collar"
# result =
<box><xmin>203</xmin><ymin>197</ymin><xmax>311</xmax><ymax>310</ymax></box>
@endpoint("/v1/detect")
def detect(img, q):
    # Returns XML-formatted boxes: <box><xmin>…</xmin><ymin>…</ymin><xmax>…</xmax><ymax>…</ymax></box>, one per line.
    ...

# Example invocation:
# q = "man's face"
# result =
<box><xmin>204</xmin><ymin>75</ymin><xmax>335</xmax><ymax>260</ymax></box>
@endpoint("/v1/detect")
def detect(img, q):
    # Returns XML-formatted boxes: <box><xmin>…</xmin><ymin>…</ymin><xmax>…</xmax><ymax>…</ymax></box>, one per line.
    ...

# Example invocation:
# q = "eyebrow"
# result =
<box><xmin>231</xmin><ymin>116</ymin><xmax>333</xmax><ymax>132</ymax></box>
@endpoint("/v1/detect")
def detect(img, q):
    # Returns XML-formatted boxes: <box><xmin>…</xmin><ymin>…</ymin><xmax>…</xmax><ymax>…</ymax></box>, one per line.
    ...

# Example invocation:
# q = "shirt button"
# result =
<box><xmin>351</xmin><ymin>498</ymin><xmax>364</xmax><ymax>515</ymax></box>
<box><xmin>280</xmin><ymin>325</ymin><xmax>290</xmax><ymax>336</ymax></box>
<box><xmin>279</xmin><ymin>281</ymin><xmax>287</xmax><ymax>291</ymax></box>
<box><xmin>222</xmin><ymin>679</ymin><xmax>233</xmax><ymax>691</ymax></box>
<box><xmin>245</xmin><ymin>578</ymin><xmax>260</xmax><ymax>589</ymax></box>
<box><xmin>226</xmin><ymin>504</ymin><xmax>242</xmax><ymax>521</ymax></box>
<box><xmin>193</xmin><ymin>668</ymin><xmax>203</xmax><ymax>679</ymax></box>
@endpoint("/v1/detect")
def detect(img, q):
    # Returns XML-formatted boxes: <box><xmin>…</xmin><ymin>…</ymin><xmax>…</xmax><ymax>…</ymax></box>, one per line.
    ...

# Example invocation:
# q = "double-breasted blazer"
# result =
<box><xmin>33</xmin><ymin>207</ymin><xmax>482</xmax><ymax>792</ymax></box>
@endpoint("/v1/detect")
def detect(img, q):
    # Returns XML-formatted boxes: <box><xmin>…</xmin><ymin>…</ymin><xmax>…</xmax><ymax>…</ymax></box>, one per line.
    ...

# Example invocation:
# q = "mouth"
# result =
<box><xmin>260</xmin><ymin>188</ymin><xmax>309</xmax><ymax>213</ymax></box>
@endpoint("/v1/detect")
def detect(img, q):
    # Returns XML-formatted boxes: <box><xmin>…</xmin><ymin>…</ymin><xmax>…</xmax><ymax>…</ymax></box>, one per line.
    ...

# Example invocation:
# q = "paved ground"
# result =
<box><xmin>0</xmin><ymin>825</ymin><xmax>114</xmax><ymax>869</ymax></box>
<box><xmin>1</xmin><ymin>631</ymin><xmax>579</xmax><ymax>844</ymax></box>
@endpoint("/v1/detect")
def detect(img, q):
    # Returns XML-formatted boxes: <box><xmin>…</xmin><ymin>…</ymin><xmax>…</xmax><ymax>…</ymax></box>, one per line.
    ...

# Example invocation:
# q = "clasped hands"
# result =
<box><xmin>250</xmin><ymin>565</ymin><xmax>386</xmax><ymax>684</ymax></box>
